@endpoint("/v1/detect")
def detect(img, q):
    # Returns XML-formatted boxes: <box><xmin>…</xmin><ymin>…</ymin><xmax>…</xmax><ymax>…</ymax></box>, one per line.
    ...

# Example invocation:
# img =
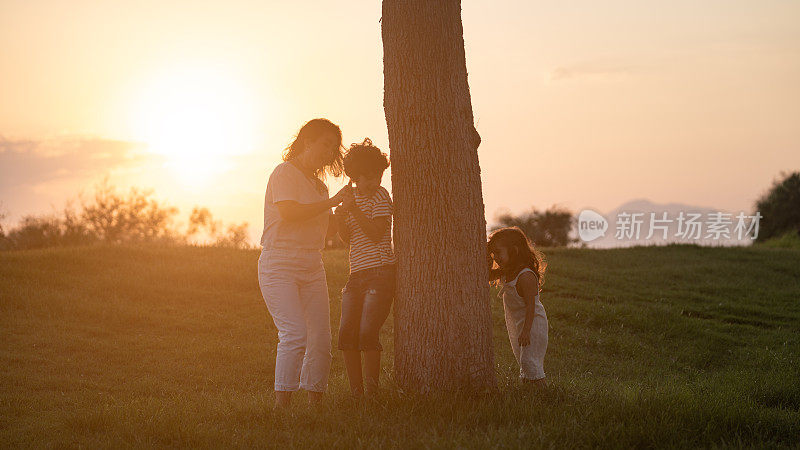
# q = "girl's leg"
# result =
<box><xmin>518</xmin><ymin>314</ymin><xmax>548</xmax><ymax>382</ymax></box>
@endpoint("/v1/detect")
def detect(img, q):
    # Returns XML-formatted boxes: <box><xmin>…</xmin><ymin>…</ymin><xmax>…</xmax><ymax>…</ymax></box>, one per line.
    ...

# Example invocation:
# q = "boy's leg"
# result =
<box><xmin>359</xmin><ymin>268</ymin><xmax>395</xmax><ymax>394</ymax></box>
<box><xmin>363</xmin><ymin>350</ymin><xmax>381</xmax><ymax>395</ymax></box>
<box><xmin>342</xmin><ymin>350</ymin><xmax>364</xmax><ymax>397</ymax></box>
<box><xmin>339</xmin><ymin>276</ymin><xmax>366</xmax><ymax>396</ymax></box>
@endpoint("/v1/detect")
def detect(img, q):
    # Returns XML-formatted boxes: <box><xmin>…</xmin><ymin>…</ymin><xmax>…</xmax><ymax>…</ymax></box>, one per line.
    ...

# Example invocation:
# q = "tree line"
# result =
<box><xmin>0</xmin><ymin>181</ymin><xmax>250</xmax><ymax>251</ymax></box>
<box><xmin>1</xmin><ymin>171</ymin><xmax>797</xmax><ymax>252</ymax></box>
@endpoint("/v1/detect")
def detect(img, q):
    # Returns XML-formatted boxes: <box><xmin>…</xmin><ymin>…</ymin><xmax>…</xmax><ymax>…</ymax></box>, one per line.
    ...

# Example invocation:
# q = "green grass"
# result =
<box><xmin>1</xmin><ymin>244</ymin><xmax>799</xmax><ymax>447</ymax></box>
<box><xmin>758</xmin><ymin>231</ymin><xmax>800</xmax><ymax>249</ymax></box>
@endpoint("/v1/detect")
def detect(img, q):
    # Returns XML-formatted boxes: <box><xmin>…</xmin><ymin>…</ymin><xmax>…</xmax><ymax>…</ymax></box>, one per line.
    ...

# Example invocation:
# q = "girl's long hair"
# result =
<box><xmin>488</xmin><ymin>226</ymin><xmax>546</xmax><ymax>289</ymax></box>
<box><xmin>283</xmin><ymin>118</ymin><xmax>345</xmax><ymax>180</ymax></box>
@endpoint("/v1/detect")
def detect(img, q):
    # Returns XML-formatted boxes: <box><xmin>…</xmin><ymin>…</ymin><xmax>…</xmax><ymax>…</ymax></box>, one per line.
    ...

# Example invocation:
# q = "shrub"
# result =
<box><xmin>754</xmin><ymin>172</ymin><xmax>800</xmax><ymax>242</ymax></box>
<box><xmin>491</xmin><ymin>206</ymin><xmax>577</xmax><ymax>247</ymax></box>
<box><xmin>2</xmin><ymin>182</ymin><xmax>250</xmax><ymax>250</ymax></box>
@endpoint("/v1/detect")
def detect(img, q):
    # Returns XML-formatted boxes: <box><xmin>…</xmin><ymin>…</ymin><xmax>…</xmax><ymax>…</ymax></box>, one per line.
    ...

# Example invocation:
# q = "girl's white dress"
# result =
<box><xmin>499</xmin><ymin>267</ymin><xmax>548</xmax><ymax>380</ymax></box>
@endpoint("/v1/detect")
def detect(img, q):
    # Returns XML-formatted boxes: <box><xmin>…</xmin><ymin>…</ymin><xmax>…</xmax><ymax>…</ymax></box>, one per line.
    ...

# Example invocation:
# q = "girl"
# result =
<box><xmin>488</xmin><ymin>226</ymin><xmax>548</xmax><ymax>387</ymax></box>
<box><xmin>257</xmin><ymin>118</ymin><xmax>352</xmax><ymax>407</ymax></box>
<box><xmin>333</xmin><ymin>138</ymin><xmax>396</xmax><ymax>398</ymax></box>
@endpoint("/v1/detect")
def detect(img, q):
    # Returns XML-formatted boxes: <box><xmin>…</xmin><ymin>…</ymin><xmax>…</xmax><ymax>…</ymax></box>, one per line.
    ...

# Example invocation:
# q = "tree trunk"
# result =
<box><xmin>382</xmin><ymin>0</ymin><xmax>495</xmax><ymax>392</ymax></box>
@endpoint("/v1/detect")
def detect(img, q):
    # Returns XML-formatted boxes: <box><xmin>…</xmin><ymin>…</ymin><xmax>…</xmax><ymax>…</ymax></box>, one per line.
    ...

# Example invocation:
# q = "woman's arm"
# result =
<box><xmin>275</xmin><ymin>184</ymin><xmax>352</xmax><ymax>222</ymax></box>
<box><xmin>276</xmin><ymin>198</ymin><xmax>337</xmax><ymax>222</ymax></box>
<box><xmin>516</xmin><ymin>271</ymin><xmax>539</xmax><ymax>347</ymax></box>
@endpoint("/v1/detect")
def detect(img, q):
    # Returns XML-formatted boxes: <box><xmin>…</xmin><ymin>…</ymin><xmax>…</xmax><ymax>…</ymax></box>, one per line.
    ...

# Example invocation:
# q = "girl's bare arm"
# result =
<box><xmin>487</xmin><ymin>252</ymin><xmax>502</xmax><ymax>283</ymax></box>
<box><xmin>516</xmin><ymin>271</ymin><xmax>539</xmax><ymax>346</ymax></box>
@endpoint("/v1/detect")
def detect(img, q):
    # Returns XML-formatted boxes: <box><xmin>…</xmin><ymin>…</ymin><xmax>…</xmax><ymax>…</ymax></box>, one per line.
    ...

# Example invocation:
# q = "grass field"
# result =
<box><xmin>1</xmin><ymin>244</ymin><xmax>799</xmax><ymax>447</ymax></box>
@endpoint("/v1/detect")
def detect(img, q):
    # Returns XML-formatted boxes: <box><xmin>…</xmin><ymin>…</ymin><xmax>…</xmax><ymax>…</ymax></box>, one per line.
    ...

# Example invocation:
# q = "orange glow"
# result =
<box><xmin>130</xmin><ymin>66</ymin><xmax>257</xmax><ymax>186</ymax></box>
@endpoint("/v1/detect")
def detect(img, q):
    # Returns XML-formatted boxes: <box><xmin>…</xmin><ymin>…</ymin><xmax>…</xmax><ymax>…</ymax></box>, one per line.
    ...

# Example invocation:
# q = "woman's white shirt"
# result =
<box><xmin>260</xmin><ymin>161</ymin><xmax>331</xmax><ymax>250</ymax></box>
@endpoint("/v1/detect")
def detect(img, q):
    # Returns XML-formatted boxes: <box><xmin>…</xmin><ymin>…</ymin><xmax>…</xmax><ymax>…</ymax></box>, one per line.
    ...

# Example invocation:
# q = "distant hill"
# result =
<box><xmin>583</xmin><ymin>199</ymin><xmax>757</xmax><ymax>248</ymax></box>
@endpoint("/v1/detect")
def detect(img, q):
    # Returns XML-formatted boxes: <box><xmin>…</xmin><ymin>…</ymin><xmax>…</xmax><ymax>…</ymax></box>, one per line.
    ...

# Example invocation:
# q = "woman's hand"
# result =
<box><xmin>331</xmin><ymin>184</ymin><xmax>353</xmax><ymax>205</ymax></box>
<box><xmin>518</xmin><ymin>331</ymin><xmax>531</xmax><ymax>347</ymax></box>
<box><xmin>341</xmin><ymin>190</ymin><xmax>356</xmax><ymax>210</ymax></box>
<box><xmin>277</xmin><ymin>182</ymin><xmax>349</xmax><ymax>222</ymax></box>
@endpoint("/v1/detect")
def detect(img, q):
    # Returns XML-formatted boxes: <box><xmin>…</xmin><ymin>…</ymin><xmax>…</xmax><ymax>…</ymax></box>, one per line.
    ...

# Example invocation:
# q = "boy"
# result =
<box><xmin>334</xmin><ymin>138</ymin><xmax>396</xmax><ymax>397</ymax></box>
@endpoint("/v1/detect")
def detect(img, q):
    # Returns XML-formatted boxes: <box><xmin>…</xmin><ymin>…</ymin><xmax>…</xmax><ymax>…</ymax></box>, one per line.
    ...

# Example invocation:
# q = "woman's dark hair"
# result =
<box><xmin>343</xmin><ymin>138</ymin><xmax>389</xmax><ymax>180</ymax></box>
<box><xmin>488</xmin><ymin>226</ymin><xmax>546</xmax><ymax>289</ymax></box>
<box><xmin>283</xmin><ymin>118</ymin><xmax>345</xmax><ymax>179</ymax></box>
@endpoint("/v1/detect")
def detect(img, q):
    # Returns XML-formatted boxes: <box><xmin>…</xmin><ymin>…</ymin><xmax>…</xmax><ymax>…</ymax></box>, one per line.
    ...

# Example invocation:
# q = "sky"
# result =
<box><xmin>1</xmin><ymin>0</ymin><xmax>799</xmax><ymax>242</ymax></box>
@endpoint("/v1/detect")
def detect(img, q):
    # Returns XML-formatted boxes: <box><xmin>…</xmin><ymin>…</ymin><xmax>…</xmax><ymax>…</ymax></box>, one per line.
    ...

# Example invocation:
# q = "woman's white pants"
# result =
<box><xmin>258</xmin><ymin>248</ymin><xmax>331</xmax><ymax>392</ymax></box>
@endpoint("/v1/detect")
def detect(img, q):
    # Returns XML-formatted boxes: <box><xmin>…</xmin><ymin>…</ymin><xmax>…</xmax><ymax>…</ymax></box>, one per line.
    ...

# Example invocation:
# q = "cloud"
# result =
<box><xmin>0</xmin><ymin>136</ymin><xmax>266</xmax><ymax>235</ymax></box>
<box><xmin>0</xmin><ymin>136</ymin><xmax>150</xmax><ymax>189</ymax></box>
<box><xmin>0</xmin><ymin>136</ymin><xmax>165</xmax><ymax>222</ymax></box>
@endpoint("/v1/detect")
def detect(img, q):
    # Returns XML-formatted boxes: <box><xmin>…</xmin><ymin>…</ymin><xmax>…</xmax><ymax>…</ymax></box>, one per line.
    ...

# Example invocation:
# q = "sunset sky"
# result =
<box><xmin>1</xmin><ymin>0</ymin><xmax>799</xmax><ymax>242</ymax></box>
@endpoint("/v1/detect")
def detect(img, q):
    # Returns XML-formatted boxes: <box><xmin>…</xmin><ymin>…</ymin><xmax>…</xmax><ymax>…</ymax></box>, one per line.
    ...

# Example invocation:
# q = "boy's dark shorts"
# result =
<box><xmin>337</xmin><ymin>264</ymin><xmax>396</xmax><ymax>351</ymax></box>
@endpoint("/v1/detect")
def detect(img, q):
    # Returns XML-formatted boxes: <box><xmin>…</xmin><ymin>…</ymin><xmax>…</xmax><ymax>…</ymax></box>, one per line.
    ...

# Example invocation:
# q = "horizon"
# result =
<box><xmin>1</xmin><ymin>0</ymin><xmax>799</xmax><ymax>244</ymax></box>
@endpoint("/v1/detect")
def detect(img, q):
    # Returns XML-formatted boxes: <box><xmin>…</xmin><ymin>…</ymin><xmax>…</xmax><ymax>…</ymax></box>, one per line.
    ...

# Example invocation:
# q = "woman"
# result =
<box><xmin>258</xmin><ymin>118</ymin><xmax>351</xmax><ymax>407</ymax></box>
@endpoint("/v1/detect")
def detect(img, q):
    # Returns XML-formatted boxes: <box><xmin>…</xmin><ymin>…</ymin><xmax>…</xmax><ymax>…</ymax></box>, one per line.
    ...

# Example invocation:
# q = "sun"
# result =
<box><xmin>132</xmin><ymin>66</ymin><xmax>257</xmax><ymax>186</ymax></box>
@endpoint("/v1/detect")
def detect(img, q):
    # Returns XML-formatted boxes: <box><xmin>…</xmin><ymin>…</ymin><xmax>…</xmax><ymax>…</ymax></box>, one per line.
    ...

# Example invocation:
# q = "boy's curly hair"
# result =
<box><xmin>343</xmin><ymin>138</ymin><xmax>389</xmax><ymax>180</ymax></box>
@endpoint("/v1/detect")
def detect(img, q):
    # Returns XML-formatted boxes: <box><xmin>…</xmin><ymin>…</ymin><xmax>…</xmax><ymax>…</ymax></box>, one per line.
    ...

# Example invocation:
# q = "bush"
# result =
<box><xmin>81</xmin><ymin>181</ymin><xmax>182</xmax><ymax>244</ymax></box>
<box><xmin>2</xmin><ymin>203</ymin><xmax>95</xmax><ymax>250</ymax></box>
<box><xmin>756</xmin><ymin>231</ymin><xmax>800</xmax><ymax>249</ymax></box>
<box><xmin>492</xmin><ymin>206</ymin><xmax>577</xmax><ymax>247</ymax></box>
<box><xmin>2</xmin><ymin>183</ymin><xmax>250</xmax><ymax>250</ymax></box>
<box><xmin>187</xmin><ymin>207</ymin><xmax>250</xmax><ymax>249</ymax></box>
<box><xmin>755</xmin><ymin>172</ymin><xmax>800</xmax><ymax>242</ymax></box>
<box><xmin>6</xmin><ymin>215</ymin><xmax>65</xmax><ymax>250</ymax></box>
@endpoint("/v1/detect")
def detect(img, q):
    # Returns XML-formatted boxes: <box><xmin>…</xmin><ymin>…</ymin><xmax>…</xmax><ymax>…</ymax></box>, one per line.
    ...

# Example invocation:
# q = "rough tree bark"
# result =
<box><xmin>382</xmin><ymin>0</ymin><xmax>495</xmax><ymax>392</ymax></box>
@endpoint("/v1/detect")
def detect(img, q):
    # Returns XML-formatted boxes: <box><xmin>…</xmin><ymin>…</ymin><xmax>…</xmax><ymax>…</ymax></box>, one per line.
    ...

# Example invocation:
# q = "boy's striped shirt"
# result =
<box><xmin>345</xmin><ymin>186</ymin><xmax>396</xmax><ymax>273</ymax></box>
